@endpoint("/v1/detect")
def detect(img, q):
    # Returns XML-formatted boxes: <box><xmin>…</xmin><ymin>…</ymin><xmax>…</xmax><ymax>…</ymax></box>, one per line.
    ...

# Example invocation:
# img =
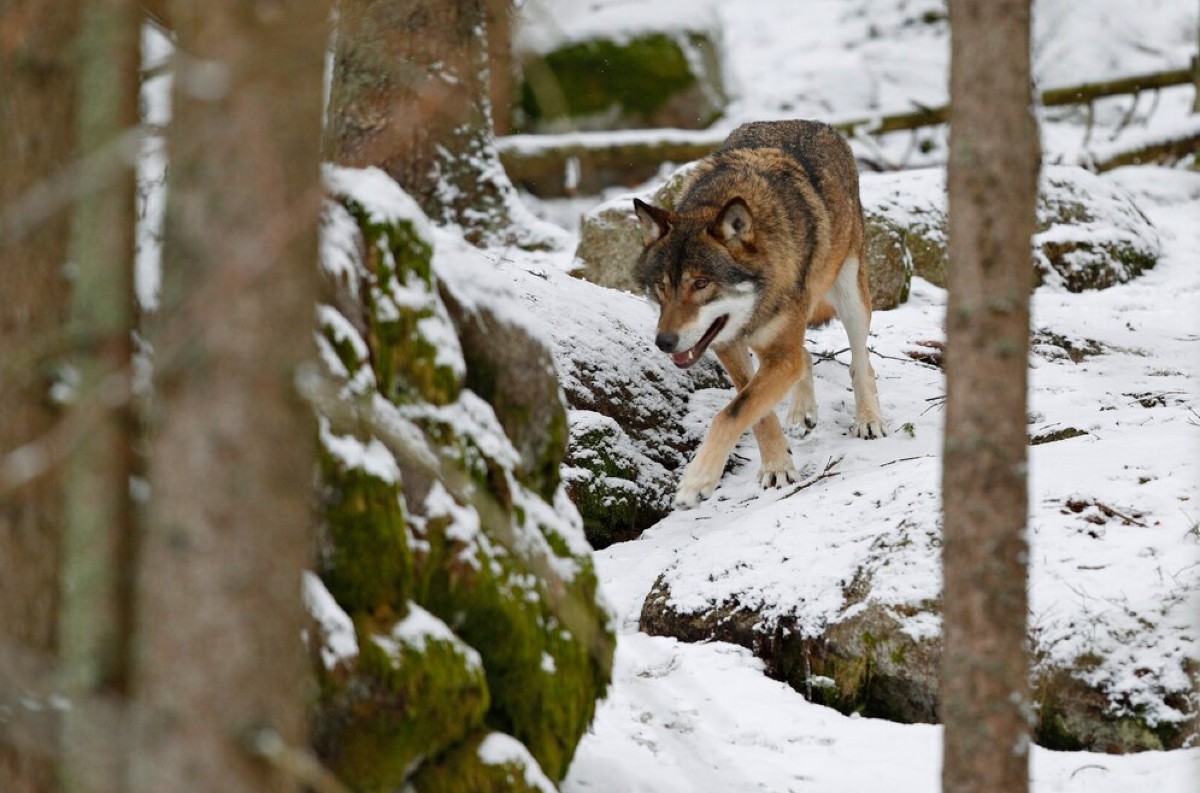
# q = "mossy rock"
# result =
<box><xmin>412</xmin><ymin>479</ymin><xmax>614</xmax><ymax>782</ymax></box>
<box><xmin>409</xmin><ymin>731</ymin><xmax>557</xmax><ymax>793</ymax></box>
<box><xmin>1033</xmin><ymin>166</ymin><xmax>1160</xmax><ymax>291</ymax></box>
<box><xmin>858</xmin><ymin>166</ymin><xmax>1160</xmax><ymax>293</ymax></box>
<box><xmin>860</xmin><ymin>168</ymin><xmax>946</xmax><ymax>296</ymax></box>
<box><xmin>440</xmin><ymin>283</ymin><xmax>568</xmax><ymax>503</ymax></box>
<box><xmin>334</xmin><ymin>187</ymin><xmax>463</xmax><ymax>407</ymax></box>
<box><xmin>640</xmin><ymin>566</ymin><xmax>1194</xmax><ymax>752</ymax></box>
<box><xmin>1032</xmin><ymin>666</ymin><xmax>1186</xmax><ymax>753</ymax></box>
<box><xmin>313</xmin><ymin>605</ymin><xmax>491</xmax><ymax>793</ymax></box>
<box><xmin>315</xmin><ymin>167</ymin><xmax>615</xmax><ymax>789</ymax></box>
<box><xmin>517</xmin><ymin>31</ymin><xmax>725</xmax><ymax>132</ymax></box>
<box><xmin>316</xmin><ymin>432</ymin><xmax>413</xmax><ymax>616</ymax></box>
<box><xmin>563</xmin><ymin>410</ymin><xmax>674</xmax><ymax>548</ymax></box>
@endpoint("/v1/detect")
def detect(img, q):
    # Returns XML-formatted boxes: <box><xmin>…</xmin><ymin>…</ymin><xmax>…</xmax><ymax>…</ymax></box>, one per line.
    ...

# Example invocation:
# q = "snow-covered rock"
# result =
<box><xmin>313</xmin><ymin>166</ymin><xmax>615</xmax><ymax>788</ymax></box>
<box><xmin>515</xmin><ymin>0</ymin><xmax>727</xmax><ymax>132</ymax></box>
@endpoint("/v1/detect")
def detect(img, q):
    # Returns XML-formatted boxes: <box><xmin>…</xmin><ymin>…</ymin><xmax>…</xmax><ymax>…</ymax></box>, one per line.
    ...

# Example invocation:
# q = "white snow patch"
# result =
<box><xmin>302</xmin><ymin>572</ymin><xmax>358</xmax><ymax>670</ymax></box>
<box><xmin>477</xmin><ymin>732</ymin><xmax>558</xmax><ymax>793</ymax></box>
<box><xmin>318</xmin><ymin>416</ymin><xmax>400</xmax><ymax>484</ymax></box>
<box><xmin>389</xmin><ymin>602</ymin><xmax>483</xmax><ymax>672</ymax></box>
<box><xmin>322</xmin><ymin>164</ymin><xmax>435</xmax><ymax>242</ymax></box>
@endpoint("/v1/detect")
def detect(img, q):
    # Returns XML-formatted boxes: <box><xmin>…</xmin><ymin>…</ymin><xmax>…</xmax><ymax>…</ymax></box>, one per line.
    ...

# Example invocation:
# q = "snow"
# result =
<box><xmin>318</xmin><ymin>415</ymin><xmax>401</xmax><ymax>484</ymax></box>
<box><xmin>392</xmin><ymin>602</ymin><xmax>483</xmax><ymax>671</ymax></box>
<box><xmin>322</xmin><ymin>164</ymin><xmax>435</xmax><ymax>242</ymax></box>
<box><xmin>303</xmin><ymin>571</ymin><xmax>358</xmax><ymax>670</ymax></box>
<box><xmin>477</xmin><ymin>732</ymin><xmax>559</xmax><ymax>793</ymax></box>
<box><xmin>517</xmin><ymin>0</ymin><xmax>721</xmax><ymax>54</ymax></box>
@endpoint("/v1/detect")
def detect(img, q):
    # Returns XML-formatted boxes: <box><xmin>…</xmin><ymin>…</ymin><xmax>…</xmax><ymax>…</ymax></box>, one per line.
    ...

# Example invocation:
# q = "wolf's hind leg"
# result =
<box><xmin>786</xmin><ymin>347</ymin><xmax>818</xmax><ymax>437</ymax></box>
<box><xmin>830</xmin><ymin>254</ymin><xmax>887</xmax><ymax>439</ymax></box>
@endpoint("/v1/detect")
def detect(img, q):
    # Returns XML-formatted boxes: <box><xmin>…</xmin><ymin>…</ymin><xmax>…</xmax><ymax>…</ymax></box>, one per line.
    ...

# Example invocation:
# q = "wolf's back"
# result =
<box><xmin>720</xmin><ymin>120</ymin><xmax>859</xmax><ymax>196</ymax></box>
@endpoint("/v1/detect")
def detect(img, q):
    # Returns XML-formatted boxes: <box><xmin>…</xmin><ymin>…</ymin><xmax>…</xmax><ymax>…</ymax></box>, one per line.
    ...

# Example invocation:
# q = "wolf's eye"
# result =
<box><xmin>693</xmin><ymin>278</ymin><xmax>710</xmax><ymax>290</ymax></box>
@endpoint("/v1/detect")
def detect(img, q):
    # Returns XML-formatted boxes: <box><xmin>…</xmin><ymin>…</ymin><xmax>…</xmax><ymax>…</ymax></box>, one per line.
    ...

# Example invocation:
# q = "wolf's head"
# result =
<box><xmin>632</xmin><ymin>197</ymin><xmax>762</xmax><ymax>369</ymax></box>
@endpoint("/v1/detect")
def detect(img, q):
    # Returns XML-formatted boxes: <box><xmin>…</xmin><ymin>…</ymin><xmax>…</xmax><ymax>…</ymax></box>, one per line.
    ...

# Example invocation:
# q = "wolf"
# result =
<box><xmin>633</xmin><ymin>119</ymin><xmax>887</xmax><ymax>509</ymax></box>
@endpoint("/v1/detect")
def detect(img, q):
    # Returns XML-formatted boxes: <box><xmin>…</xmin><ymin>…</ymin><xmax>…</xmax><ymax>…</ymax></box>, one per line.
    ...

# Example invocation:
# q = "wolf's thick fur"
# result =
<box><xmin>633</xmin><ymin>120</ymin><xmax>887</xmax><ymax>508</ymax></box>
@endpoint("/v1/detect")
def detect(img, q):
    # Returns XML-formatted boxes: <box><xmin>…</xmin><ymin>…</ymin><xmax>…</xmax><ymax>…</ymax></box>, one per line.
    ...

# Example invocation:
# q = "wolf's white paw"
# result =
<box><xmin>787</xmin><ymin>398</ymin><xmax>818</xmax><ymax>438</ymax></box>
<box><xmin>758</xmin><ymin>460</ymin><xmax>799</xmax><ymax>489</ymax></box>
<box><xmin>851</xmin><ymin>417</ymin><xmax>888</xmax><ymax>440</ymax></box>
<box><xmin>674</xmin><ymin>462</ymin><xmax>720</xmax><ymax>509</ymax></box>
<box><xmin>788</xmin><ymin>411</ymin><xmax>818</xmax><ymax>438</ymax></box>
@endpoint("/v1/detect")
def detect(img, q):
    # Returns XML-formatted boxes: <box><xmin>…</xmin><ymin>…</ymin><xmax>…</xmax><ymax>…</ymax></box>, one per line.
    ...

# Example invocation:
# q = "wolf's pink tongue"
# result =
<box><xmin>672</xmin><ymin>350</ymin><xmax>692</xmax><ymax>367</ymax></box>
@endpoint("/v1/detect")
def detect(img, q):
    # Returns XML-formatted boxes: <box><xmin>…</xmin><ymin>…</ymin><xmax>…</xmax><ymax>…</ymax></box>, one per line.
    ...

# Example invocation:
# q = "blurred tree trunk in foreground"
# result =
<box><xmin>57</xmin><ymin>0</ymin><xmax>140</xmax><ymax>789</ymax></box>
<box><xmin>0</xmin><ymin>2</ymin><xmax>80</xmax><ymax>790</ymax></box>
<box><xmin>941</xmin><ymin>1</ymin><xmax>1040</xmax><ymax>792</ymax></box>
<box><xmin>131</xmin><ymin>0</ymin><xmax>330</xmax><ymax>790</ymax></box>
<box><xmin>326</xmin><ymin>0</ymin><xmax>528</xmax><ymax>246</ymax></box>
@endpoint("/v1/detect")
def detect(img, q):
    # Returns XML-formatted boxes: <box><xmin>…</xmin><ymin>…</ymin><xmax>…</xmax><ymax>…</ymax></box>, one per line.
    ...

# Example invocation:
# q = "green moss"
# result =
<box><xmin>341</xmin><ymin>196</ymin><xmax>462</xmax><ymax>406</ymax></box>
<box><xmin>409</xmin><ymin>730</ymin><xmax>553</xmax><ymax>793</ymax></box>
<box><xmin>520</xmin><ymin>32</ymin><xmax>723</xmax><ymax>130</ymax></box>
<box><xmin>318</xmin><ymin>443</ymin><xmax>413</xmax><ymax>616</ymax></box>
<box><xmin>315</xmin><ymin>613</ymin><xmax>490</xmax><ymax>793</ymax></box>
<box><xmin>565</xmin><ymin>416</ymin><xmax>672</xmax><ymax>548</ymax></box>
<box><xmin>1033</xmin><ymin>668</ymin><xmax>1178</xmax><ymax>753</ymax></box>
<box><xmin>413</xmin><ymin>495</ymin><xmax>614</xmax><ymax>781</ymax></box>
<box><xmin>314</xmin><ymin>185</ymin><xmax>615</xmax><ymax>788</ymax></box>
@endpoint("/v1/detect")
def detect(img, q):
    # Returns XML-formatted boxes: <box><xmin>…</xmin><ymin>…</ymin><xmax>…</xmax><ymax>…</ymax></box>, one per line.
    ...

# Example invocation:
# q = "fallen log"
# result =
<box><xmin>499</xmin><ymin>67</ymin><xmax>1195</xmax><ymax>196</ymax></box>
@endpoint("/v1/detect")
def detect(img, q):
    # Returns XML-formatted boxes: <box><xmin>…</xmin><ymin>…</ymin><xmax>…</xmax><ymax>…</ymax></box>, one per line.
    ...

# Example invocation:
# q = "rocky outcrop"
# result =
<box><xmin>310</xmin><ymin>166</ymin><xmax>615</xmax><ymax>790</ymax></box>
<box><xmin>639</xmin><ymin>505</ymin><xmax>1194</xmax><ymax>753</ymax></box>
<box><xmin>858</xmin><ymin>165</ymin><xmax>1160</xmax><ymax>293</ymax></box>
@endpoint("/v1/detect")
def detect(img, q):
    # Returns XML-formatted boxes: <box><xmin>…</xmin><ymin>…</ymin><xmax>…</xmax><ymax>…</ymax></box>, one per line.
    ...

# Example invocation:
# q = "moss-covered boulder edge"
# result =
<box><xmin>308</xmin><ymin>164</ymin><xmax>615</xmax><ymax>791</ymax></box>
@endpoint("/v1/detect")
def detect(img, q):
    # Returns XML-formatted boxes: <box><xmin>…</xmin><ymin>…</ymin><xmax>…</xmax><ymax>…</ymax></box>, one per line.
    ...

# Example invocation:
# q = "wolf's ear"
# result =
<box><xmin>634</xmin><ymin>198</ymin><xmax>672</xmax><ymax>245</ymax></box>
<box><xmin>712</xmin><ymin>197</ymin><xmax>754</xmax><ymax>247</ymax></box>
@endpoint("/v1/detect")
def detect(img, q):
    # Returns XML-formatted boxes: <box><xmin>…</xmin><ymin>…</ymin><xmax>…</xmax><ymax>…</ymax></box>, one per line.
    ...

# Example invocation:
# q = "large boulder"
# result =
<box><xmin>856</xmin><ymin>166</ymin><xmax>1160</xmax><ymax>292</ymax></box>
<box><xmin>515</xmin><ymin>1</ymin><xmax>726</xmax><ymax>132</ymax></box>
<box><xmin>1034</xmin><ymin>166</ymin><xmax>1160</xmax><ymax>291</ymax></box>
<box><xmin>311</xmin><ymin>166</ymin><xmax>615</xmax><ymax>790</ymax></box>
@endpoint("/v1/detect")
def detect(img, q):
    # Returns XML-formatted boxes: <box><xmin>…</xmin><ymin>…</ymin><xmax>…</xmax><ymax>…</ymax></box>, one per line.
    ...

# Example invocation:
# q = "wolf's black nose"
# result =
<box><xmin>655</xmin><ymin>333</ymin><xmax>678</xmax><ymax>352</ymax></box>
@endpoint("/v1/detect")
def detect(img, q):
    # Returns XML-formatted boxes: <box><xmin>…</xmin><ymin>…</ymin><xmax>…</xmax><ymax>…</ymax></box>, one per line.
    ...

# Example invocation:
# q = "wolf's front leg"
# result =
<box><xmin>675</xmin><ymin>341</ymin><xmax>804</xmax><ymax>509</ymax></box>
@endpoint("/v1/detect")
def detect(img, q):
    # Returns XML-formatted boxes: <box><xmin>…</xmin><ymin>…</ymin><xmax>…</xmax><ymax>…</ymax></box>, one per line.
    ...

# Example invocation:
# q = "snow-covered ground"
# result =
<box><xmin>507</xmin><ymin>1</ymin><xmax>1200</xmax><ymax>790</ymax></box>
<box><xmin>552</xmin><ymin>162</ymin><xmax>1200</xmax><ymax>793</ymax></box>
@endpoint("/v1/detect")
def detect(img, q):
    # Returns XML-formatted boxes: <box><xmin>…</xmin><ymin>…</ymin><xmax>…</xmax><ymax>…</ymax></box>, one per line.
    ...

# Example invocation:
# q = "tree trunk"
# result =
<box><xmin>57</xmin><ymin>0</ymin><xmax>140</xmax><ymax>787</ymax></box>
<box><xmin>131</xmin><ymin>1</ymin><xmax>330</xmax><ymax>790</ymax></box>
<box><xmin>486</xmin><ymin>0</ymin><xmax>515</xmax><ymax>136</ymax></box>
<box><xmin>0</xmin><ymin>2</ymin><xmax>80</xmax><ymax>790</ymax></box>
<box><xmin>941</xmin><ymin>2</ymin><xmax>1039</xmax><ymax>792</ymax></box>
<box><xmin>326</xmin><ymin>0</ymin><xmax>534</xmax><ymax>246</ymax></box>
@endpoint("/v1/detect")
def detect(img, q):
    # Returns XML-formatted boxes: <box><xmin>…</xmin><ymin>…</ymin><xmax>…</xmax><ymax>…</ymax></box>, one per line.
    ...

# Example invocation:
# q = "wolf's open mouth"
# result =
<box><xmin>671</xmin><ymin>315</ymin><xmax>729</xmax><ymax>369</ymax></box>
